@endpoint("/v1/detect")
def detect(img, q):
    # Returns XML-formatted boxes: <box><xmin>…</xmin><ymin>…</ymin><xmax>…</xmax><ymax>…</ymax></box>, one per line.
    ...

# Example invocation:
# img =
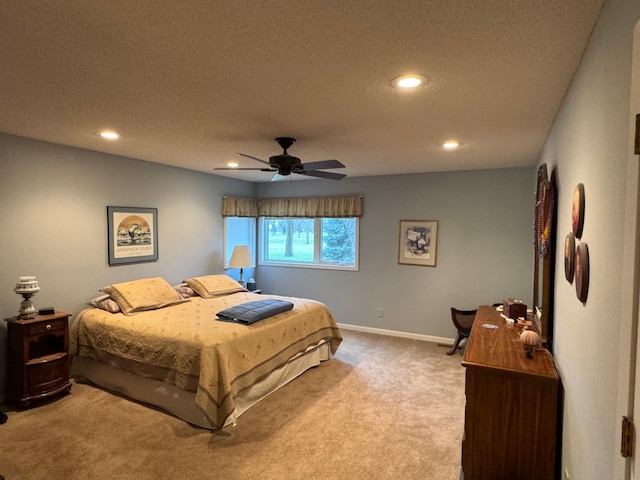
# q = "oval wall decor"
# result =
<box><xmin>575</xmin><ymin>242</ymin><xmax>589</xmax><ymax>303</ymax></box>
<box><xmin>564</xmin><ymin>232</ymin><xmax>576</xmax><ymax>283</ymax></box>
<box><xmin>572</xmin><ymin>183</ymin><xmax>585</xmax><ymax>238</ymax></box>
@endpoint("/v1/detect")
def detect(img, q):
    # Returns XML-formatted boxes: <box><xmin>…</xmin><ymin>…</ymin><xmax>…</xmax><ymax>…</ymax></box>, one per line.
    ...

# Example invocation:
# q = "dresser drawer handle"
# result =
<box><xmin>46</xmin><ymin>324</ymin><xmax>52</xmax><ymax>330</ymax></box>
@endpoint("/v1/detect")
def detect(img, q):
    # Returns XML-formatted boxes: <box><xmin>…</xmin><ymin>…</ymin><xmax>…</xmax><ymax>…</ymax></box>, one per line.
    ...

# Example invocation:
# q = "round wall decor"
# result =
<box><xmin>564</xmin><ymin>232</ymin><xmax>576</xmax><ymax>283</ymax></box>
<box><xmin>572</xmin><ymin>183</ymin><xmax>585</xmax><ymax>238</ymax></box>
<box><xmin>575</xmin><ymin>242</ymin><xmax>589</xmax><ymax>303</ymax></box>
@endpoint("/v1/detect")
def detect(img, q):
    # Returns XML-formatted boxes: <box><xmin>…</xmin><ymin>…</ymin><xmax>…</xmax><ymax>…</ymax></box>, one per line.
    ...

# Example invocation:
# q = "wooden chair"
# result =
<box><xmin>446</xmin><ymin>307</ymin><xmax>478</xmax><ymax>355</ymax></box>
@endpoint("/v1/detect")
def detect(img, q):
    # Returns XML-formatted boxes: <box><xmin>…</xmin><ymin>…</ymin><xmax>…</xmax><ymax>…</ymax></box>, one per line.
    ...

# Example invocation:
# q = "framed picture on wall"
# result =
<box><xmin>398</xmin><ymin>220</ymin><xmax>438</xmax><ymax>267</ymax></box>
<box><xmin>107</xmin><ymin>206</ymin><xmax>158</xmax><ymax>265</ymax></box>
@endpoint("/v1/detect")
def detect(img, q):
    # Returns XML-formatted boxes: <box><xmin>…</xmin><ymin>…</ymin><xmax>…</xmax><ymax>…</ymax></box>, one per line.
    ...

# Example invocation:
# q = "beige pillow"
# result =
<box><xmin>100</xmin><ymin>277</ymin><xmax>189</xmax><ymax>316</ymax></box>
<box><xmin>184</xmin><ymin>275</ymin><xmax>247</xmax><ymax>298</ymax></box>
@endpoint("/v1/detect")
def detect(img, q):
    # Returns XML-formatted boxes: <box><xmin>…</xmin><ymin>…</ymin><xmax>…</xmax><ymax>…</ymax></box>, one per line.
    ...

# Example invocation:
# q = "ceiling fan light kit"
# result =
<box><xmin>215</xmin><ymin>137</ymin><xmax>347</xmax><ymax>181</ymax></box>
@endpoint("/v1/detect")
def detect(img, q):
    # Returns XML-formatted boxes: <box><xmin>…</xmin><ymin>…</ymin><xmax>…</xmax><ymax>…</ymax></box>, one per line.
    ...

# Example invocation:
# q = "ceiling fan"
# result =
<box><xmin>215</xmin><ymin>137</ymin><xmax>347</xmax><ymax>180</ymax></box>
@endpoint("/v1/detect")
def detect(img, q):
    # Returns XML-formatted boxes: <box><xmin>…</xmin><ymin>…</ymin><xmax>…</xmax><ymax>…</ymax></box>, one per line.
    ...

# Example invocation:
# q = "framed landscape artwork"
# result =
<box><xmin>398</xmin><ymin>220</ymin><xmax>438</xmax><ymax>267</ymax></box>
<box><xmin>107</xmin><ymin>206</ymin><xmax>158</xmax><ymax>265</ymax></box>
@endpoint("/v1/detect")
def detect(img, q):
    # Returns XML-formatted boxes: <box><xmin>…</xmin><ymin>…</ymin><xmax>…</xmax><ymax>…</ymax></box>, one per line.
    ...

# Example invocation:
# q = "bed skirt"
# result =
<box><xmin>71</xmin><ymin>339</ymin><xmax>332</xmax><ymax>429</ymax></box>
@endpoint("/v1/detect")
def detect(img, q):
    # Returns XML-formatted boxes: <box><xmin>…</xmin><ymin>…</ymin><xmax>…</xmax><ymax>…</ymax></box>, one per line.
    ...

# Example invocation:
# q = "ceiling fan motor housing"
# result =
<box><xmin>269</xmin><ymin>154</ymin><xmax>302</xmax><ymax>175</ymax></box>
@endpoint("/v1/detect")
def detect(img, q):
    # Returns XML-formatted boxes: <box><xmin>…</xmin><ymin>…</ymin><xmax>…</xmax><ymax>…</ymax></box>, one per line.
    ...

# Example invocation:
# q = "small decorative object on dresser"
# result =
<box><xmin>520</xmin><ymin>329</ymin><xmax>541</xmax><ymax>359</ymax></box>
<box><xmin>5</xmin><ymin>311</ymin><xmax>72</xmax><ymax>407</ymax></box>
<box><xmin>503</xmin><ymin>298</ymin><xmax>527</xmax><ymax>319</ymax></box>
<box><xmin>13</xmin><ymin>275</ymin><xmax>40</xmax><ymax>319</ymax></box>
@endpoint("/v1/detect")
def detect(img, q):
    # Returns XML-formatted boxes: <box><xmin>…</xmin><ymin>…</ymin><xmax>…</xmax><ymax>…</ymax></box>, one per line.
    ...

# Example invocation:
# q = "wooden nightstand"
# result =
<box><xmin>5</xmin><ymin>311</ymin><xmax>72</xmax><ymax>407</ymax></box>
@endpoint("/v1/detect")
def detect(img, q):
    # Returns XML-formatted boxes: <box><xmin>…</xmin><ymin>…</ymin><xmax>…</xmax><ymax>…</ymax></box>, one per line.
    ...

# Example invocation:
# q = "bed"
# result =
<box><xmin>69</xmin><ymin>275</ymin><xmax>342</xmax><ymax>430</ymax></box>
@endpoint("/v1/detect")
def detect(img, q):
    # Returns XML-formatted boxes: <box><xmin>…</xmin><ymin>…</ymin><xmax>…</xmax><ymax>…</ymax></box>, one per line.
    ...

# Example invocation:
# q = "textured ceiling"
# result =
<box><xmin>0</xmin><ymin>0</ymin><xmax>605</xmax><ymax>182</ymax></box>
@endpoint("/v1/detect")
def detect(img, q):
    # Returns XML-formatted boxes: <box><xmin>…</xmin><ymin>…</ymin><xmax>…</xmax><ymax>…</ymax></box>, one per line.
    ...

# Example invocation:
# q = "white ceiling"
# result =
<box><xmin>0</xmin><ymin>1</ymin><xmax>605</xmax><ymax>183</ymax></box>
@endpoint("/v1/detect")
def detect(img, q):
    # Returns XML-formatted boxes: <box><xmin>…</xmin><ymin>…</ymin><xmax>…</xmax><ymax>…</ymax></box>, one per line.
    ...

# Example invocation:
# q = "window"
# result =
<box><xmin>259</xmin><ymin>217</ymin><xmax>359</xmax><ymax>271</ymax></box>
<box><xmin>224</xmin><ymin>217</ymin><xmax>256</xmax><ymax>267</ymax></box>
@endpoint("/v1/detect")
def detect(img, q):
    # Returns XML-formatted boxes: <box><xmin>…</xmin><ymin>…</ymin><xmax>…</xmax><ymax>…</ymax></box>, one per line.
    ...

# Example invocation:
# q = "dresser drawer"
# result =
<box><xmin>29</xmin><ymin>318</ymin><xmax>66</xmax><ymax>336</ymax></box>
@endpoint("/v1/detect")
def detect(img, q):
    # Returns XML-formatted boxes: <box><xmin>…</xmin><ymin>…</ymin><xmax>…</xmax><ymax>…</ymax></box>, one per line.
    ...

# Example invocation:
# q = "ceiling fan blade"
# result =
<box><xmin>236</xmin><ymin>153</ymin><xmax>271</xmax><ymax>166</ymax></box>
<box><xmin>298</xmin><ymin>170</ymin><xmax>346</xmax><ymax>180</ymax></box>
<box><xmin>214</xmin><ymin>167</ymin><xmax>276</xmax><ymax>171</ymax></box>
<box><xmin>300</xmin><ymin>160</ymin><xmax>345</xmax><ymax>170</ymax></box>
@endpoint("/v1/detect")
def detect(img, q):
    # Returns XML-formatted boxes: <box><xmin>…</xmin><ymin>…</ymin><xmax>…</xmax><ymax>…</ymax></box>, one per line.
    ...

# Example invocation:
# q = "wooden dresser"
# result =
<box><xmin>461</xmin><ymin>305</ymin><xmax>559</xmax><ymax>480</ymax></box>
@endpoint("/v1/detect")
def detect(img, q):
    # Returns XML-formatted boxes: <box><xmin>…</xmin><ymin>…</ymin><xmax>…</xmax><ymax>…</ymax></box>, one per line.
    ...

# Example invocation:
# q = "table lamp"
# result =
<box><xmin>14</xmin><ymin>275</ymin><xmax>40</xmax><ymax>319</ymax></box>
<box><xmin>229</xmin><ymin>246</ymin><xmax>254</xmax><ymax>287</ymax></box>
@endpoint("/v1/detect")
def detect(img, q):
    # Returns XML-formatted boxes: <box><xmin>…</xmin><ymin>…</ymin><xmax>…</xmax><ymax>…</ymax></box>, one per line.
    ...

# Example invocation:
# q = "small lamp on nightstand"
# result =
<box><xmin>14</xmin><ymin>275</ymin><xmax>40</xmax><ymax>319</ymax></box>
<box><xmin>229</xmin><ymin>246</ymin><xmax>254</xmax><ymax>288</ymax></box>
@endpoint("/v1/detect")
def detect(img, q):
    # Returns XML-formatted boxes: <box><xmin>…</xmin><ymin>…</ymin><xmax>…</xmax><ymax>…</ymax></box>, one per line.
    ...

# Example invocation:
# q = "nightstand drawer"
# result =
<box><xmin>29</xmin><ymin>318</ymin><xmax>66</xmax><ymax>336</ymax></box>
<box><xmin>27</xmin><ymin>353</ymin><xmax>69</xmax><ymax>394</ymax></box>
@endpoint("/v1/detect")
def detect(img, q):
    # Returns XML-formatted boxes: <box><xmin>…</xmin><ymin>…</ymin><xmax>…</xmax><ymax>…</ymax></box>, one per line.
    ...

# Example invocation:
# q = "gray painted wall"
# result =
<box><xmin>0</xmin><ymin>134</ymin><xmax>256</xmax><ymax>317</ymax></box>
<box><xmin>0</xmin><ymin>133</ymin><xmax>256</xmax><ymax>388</ymax></box>
<box><xmin>536</xmin><ymin>0</ymin><xmax>640</xmax><ymax>478</ymax></box>
<box><xmin>0</xmin><ymin>133</ymin><xmax>534</xmax><ymax>390</ymax></box>
<box><xmin>257</xmin><ymin>169</ymin><xmax>534</xmax><ymax>338</ymax></box>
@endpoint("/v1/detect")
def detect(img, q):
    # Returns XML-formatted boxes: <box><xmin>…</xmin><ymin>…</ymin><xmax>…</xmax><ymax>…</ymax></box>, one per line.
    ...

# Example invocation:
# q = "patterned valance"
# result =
<box><xmin>258</xmin><ymin>195</ymin><xmax>362</xmax><ymax>218</ymax></box>
<box><xmin>223</xmin><ymin>195</ymin><xmax>362</xmax><ymax>218</ymax></box>
<box><xmin>222</xmin><ymin>197</ymin><xmax>258</xmax><ymax>217</ymax></box>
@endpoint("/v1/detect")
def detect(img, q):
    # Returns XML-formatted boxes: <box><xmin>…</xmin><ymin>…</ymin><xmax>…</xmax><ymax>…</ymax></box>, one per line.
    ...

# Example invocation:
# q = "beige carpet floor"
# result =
<box><xmin>0</xmin><ymin>329</ymin><xmax>466</xmax><ymax>480</ymax></box>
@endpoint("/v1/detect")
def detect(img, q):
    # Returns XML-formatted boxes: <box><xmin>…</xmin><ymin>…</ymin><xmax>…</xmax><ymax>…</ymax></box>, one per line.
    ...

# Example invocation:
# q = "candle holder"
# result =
<box><xmin>14</xmin><ymin>276</ymin><xmax>40</xmax><ymax>319</ymax></box>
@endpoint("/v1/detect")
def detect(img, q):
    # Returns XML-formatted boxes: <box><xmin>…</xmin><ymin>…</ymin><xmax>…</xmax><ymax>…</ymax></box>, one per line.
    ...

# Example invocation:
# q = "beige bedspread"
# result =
<box><xmin>69</xmin><ymin>292</ymin><xmax>342</xmax><ymax>428</ymax></box>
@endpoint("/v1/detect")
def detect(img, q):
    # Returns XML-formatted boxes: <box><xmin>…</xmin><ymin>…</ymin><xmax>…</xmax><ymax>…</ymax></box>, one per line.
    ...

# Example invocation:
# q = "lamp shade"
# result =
<box><xmin>229</xmin><ymin>246</ymin><xmax>254</xmax><ymax>268</ymax></box>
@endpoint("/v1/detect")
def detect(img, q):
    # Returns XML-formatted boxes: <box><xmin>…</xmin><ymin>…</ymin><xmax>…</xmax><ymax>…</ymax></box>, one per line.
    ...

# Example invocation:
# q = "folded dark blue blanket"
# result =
<box><xmin>216</xmin><ymin>299</ymin><xmax>294</xmax><ymax>325</ymax></box>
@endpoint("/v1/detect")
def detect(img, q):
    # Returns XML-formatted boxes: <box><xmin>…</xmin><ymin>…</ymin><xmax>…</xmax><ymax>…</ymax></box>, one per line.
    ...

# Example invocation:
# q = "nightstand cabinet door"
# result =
<box><xmin>5</xmin><ymin>311</ymin><xmax>72</xmax><ymax>407</ymax></box>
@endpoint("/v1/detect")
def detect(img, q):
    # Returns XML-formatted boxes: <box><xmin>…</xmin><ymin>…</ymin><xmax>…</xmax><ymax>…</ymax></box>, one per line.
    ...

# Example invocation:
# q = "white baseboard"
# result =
<box><xmin>337</xmin><ymin>322</ymin><xmax>454</xmax><ymax>346</ymax></box>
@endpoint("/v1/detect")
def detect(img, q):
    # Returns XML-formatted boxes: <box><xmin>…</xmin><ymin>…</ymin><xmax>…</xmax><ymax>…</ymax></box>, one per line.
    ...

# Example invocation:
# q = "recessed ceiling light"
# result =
<box><xmin>226</xmin><ymin>161</ymin><xmax>239</xmax><ymax>168</ymax></box>
<box><xmin>98</xmin><ymin>130</ymin><xmax>120</xmax><ymax>140</ymax></box>
<box><xmin>442</xmin><ymin>140</ymin><xmax>461</xmax><ymax>150</ymax></box>
<box><xmin>392</xmin><ymin>74</ymin><xmax>427</xmax><ymax>89</ymax></box>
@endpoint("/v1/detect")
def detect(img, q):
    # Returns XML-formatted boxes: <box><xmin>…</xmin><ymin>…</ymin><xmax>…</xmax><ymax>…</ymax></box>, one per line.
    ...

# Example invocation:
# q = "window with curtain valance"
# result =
<box><xmin>223</xmin><ymin>195</ymin><xmax>362</xmax><ymax>218</ymax></box>
<box><xmin>223</xmin><ymin>195</ymin><xmax>362</xmax><ymax>271</ymax></box>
